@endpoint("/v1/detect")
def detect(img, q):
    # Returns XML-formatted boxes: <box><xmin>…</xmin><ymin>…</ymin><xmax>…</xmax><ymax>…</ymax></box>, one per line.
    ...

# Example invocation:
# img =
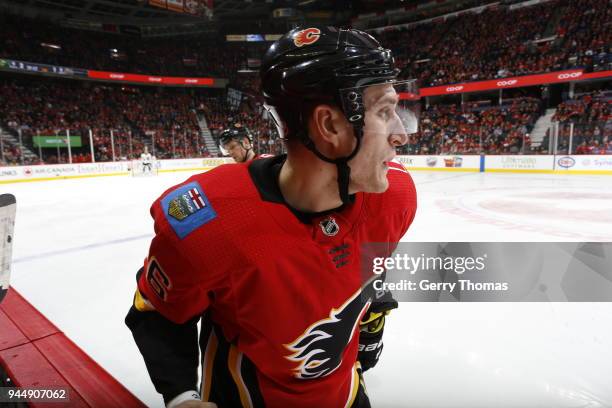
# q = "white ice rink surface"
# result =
<box><xmin>3</xmin><ymin>169</ymin><xmax>612</xmax><ymax>408</ymax></box>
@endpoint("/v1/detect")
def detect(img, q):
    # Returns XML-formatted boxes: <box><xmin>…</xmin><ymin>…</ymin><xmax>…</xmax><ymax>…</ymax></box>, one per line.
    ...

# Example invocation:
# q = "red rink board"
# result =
<box><xmin>0</xmin><ymin>288</ymin><xmax>146</xmax><ymax>408</ymax></box>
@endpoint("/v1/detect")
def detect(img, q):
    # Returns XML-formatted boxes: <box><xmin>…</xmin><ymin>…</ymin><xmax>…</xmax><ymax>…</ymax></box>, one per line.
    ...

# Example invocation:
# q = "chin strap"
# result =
<box><xmin>335</xmin><ymin>160</ymin><xmax>351</xmax><ymax>204</ymax></box>
<box><xmin>238</xmin><ymin>141</ymin><xmax>253</xmax><ymax>163</ymax></box>
<box><xmin>301</xmin><ymin>130</ymin><xmax>362</xmax><ymax>205</ymax></box>
<box><xmin>240</xmin><ymin>150</ymin><xmax>251</xmax><ymax>163</ymax></box>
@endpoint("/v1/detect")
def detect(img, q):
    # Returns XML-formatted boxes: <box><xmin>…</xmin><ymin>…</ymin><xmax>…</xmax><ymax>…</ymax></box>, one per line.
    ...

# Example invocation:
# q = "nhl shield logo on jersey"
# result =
<box><xmin>284</xmin><ymin>290</ymin><xmax>370</xmax><ymax>379</ymax></box>
<box><xmin>293</xmin><ymin>28</ymin><xmax>321</xmax><ymax>47</ymax></box>
<box><xmin>161</xmin><ymin>181</ymin><xmax>217</xmax><ymax>239</ymax></box>
<box><xmin>319</xmin><ymin>216</ymin><xmax>339</xmax><ymax>237</ymax></box>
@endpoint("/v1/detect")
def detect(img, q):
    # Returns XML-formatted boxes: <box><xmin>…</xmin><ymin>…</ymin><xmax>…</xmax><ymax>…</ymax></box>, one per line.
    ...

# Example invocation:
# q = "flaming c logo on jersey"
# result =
<box><xmin>285</xmin><ymin>290</ymin><xmax>370</xmax><ymax>379</ymax></box>
<box><xmin>293</xmin><ymin>28</ymin><xmax>321</xmax><ymax>47</ymax></box>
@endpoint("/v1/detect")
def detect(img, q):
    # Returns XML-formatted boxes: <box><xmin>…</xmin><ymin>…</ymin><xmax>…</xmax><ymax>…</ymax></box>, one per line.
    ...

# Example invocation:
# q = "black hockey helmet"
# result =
<box><xmin>261</xmin><ymin>26</ymin><xmax>418</xmax><ymax>203</ymax></box>
<box><xmin>218</xmin><ymin>122</ymin><xmax>252</xmax><ymax>146</ymax></box>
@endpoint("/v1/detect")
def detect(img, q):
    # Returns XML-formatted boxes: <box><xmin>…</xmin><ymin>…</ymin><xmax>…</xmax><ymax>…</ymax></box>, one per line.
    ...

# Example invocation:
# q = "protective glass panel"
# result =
<box><xmin>339</xmin><ymin>79</ymin><xmax>420</xmax><ymax>138</ymax></box>
<box><xmin>263</xmin><ymin>104</ymin><xmax>288</xmax><ymax>140</ymax></box>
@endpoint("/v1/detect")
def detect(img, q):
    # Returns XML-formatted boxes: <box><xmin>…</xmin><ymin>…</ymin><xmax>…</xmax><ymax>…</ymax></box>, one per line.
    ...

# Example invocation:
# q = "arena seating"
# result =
<box><xmin>550</xmin><ymin>90</ymin><xmax>612</xmax><ymax>154</ymax></box>
<box><xmin>378</xmin><ymin>0</ymin><xmax>610</xmax><ymax>87</ymax></box>
<box><xmin>401</xmin><ymin>97</ymin><xmax>542</xmax><ymax>155</ymax></box>
<box><xmin>1</xmin><ymin>1</ymin><xmax>608</xmax><ymax>89</ymax></box>
<box><xmin>0</xmin><ymin>0</ymin><xmax>610</xmax><ymax>165</ymax></box>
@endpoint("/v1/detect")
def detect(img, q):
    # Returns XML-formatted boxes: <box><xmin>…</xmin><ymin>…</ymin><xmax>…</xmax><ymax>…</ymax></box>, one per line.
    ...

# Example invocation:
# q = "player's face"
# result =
<box><xmin>348</xmin><ymin>83</ymin><xmax>409</xmax><ymax>193</ymax></box>
<box><xmin>224</xmin><ymin>139</ymin><xmax>250</xmax><ymax>162</ymax></box>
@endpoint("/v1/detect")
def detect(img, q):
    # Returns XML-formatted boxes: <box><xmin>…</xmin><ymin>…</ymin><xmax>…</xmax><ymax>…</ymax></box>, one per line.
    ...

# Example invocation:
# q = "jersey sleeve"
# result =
<box><xmin>127</xmin><ymin>175</ymin><xmax>238</xmax><ymax>404</ymax></box>
<box><xmin>127</xmin><ymin>221</ymin><xmax>206</xmax><ymax>403</ymax></box>
<box><xmin>137</xmin><ymin>179</ymin><xmax>223</xmax><ymax>324</ymax></box>
<box><xmin>137</xmin><ymin>227</ymin><xmax>211</xmax><ymax>324</ymax></box>
<box><xmin>358</xmin><ymin>163</ymin><xmax>417</xmax><ymax>373</ymax></box>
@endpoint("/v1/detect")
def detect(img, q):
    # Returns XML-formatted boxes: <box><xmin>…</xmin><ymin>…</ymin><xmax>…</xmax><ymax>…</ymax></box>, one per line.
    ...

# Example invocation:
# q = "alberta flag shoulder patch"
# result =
<box><xmin>161</xmin><ymin>181</ymin><xmax>217</xmax><ymax>239</ymax></box>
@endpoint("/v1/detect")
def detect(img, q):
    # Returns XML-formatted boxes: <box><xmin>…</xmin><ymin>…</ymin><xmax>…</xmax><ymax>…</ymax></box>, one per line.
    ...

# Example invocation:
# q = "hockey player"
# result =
<box><xmin>218</xmin><ymin>123</ymin><xmax>257</xmax><ymax>163</ymax></box>
<box><xmin>126</xmin><ymin>26</ymin><xmax>419</xmax><ymax>408</ymax></box>
<box><xmin>140</xmin><ymin>146</ymin><xmax>153</xmax><ymax>173</ymax></box>
<box><xmin>218</xmin><ymin>123</ymin><xmax>273</xmax><ymax>163</ymax></box>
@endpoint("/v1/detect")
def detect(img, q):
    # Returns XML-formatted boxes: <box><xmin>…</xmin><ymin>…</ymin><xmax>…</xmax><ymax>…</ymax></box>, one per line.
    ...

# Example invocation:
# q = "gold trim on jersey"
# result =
<box><xmin>344</xmin><ymin>362</ymin><xmax>361</xmax><ymax>408</ymax></box>
<box><xmin>201</xmin><ymin>328</ymin><xmax>219</xmax><ymax>402</ymax></box>
<box><xmin>133</xmin><ymin>289</ymin><xmax>155</xmax><ymax>312</ymax></box>
<box><xmin>228</xmin><ymin>345</ymin><xmax>254</xmax><ymax>408</ymax></box>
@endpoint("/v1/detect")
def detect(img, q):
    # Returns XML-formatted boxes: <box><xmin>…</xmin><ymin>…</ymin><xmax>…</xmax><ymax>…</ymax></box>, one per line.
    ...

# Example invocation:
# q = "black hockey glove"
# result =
<box><xmin>358</xmin><ymin>296</ymin><xmax>398</xmax><ymax>372</ymax></box>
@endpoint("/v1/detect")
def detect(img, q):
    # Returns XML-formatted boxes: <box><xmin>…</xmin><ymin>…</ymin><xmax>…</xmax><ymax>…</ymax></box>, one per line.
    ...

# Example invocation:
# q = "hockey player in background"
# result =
<box><xmin>126</xmin><ymin>26</ymin><xmax>419</xmax><ymax>408</ymax></box>
<box><xmin>140</xmin><ymin>146</ymin><xmax>154</xmax><ymax>173</ymax></box>
<box><xmin>217</xmin><ymin>123</ymin><xmax>258</xmax><ymax>163</ymax></box>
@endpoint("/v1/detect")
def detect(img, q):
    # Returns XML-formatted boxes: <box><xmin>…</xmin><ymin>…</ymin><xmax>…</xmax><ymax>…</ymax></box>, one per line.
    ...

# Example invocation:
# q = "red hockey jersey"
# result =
<box><xmin>136</xmin><ymin>155</ymin><xmax>417</xmax><ymax>408</ymax></box>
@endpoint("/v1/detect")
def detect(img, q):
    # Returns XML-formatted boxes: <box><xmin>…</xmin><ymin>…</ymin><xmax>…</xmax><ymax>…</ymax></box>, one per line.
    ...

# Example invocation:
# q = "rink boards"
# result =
<box><xmin>396</xmin><ymin>154</ymin><xmax>612</xmax><ymax>175</ymax></box>
<box><xmin>0</xmin><ymin>157</ymin><xmax>233</xmax><ymax>184</ymax></box>
<box><xmin>1</xmin><ymin>155</ymin><xmax>612</xmax><ymax>184</ymax></box>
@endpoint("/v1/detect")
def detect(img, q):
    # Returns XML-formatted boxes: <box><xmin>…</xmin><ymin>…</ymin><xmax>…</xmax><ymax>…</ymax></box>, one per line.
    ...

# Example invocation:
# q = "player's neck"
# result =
<box><xmin>279</xmin><ymin>153</ymin><xmax>343</xmax><ymax>213</ymax></box>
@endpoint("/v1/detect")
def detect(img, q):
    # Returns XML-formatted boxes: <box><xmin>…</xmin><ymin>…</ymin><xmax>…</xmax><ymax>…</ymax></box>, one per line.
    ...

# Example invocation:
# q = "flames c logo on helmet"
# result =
<box><xmin>285</xmin><ymin>290</ymin><xmax>370</xmax><ymax>379</ymax></box>
<box><xmin>293</xmin><ymin>28</ymin><xmax>321</xmax><ymax>47</ymax></box>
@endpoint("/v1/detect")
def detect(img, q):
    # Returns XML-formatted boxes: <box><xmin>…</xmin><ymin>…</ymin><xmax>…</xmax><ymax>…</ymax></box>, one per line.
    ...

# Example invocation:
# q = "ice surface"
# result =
<box><xmin>4</xmin><ymin>170</ymin><xmax>612</xmax><ymax>407</ymax></box>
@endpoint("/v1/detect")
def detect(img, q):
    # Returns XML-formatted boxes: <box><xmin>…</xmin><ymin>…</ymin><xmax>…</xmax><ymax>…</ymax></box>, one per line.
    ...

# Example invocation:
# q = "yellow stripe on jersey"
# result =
<box><xmin>344</xmin><ymin>362</ymin><xmax>361</xmax><ymax>408</ymax></box>
<box><xmin>357</xmin><ymin>361</ymin><xmax>368</xmax><ymax>397</ymax></box>
<box><xmin>228</xmin><ymin>345</ymin><xmax>253</xmax><ymax>408</ymax></box>
<box><xmin>133</xmin><ymin>289</ymin><xmax>155</xmax><ymax>312</ymax></box>
<box><xmin>201</xmin><ymin>328</ymin><xmax>219</xmax><ymax>402</ymax></box>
